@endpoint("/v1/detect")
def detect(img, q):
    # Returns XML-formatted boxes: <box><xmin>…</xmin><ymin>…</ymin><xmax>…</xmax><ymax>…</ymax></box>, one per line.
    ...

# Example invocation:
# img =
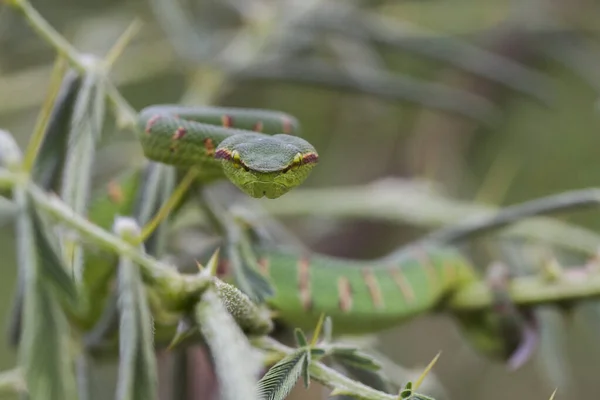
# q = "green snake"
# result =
<box><xmin>136</xmin><ymin>105</ymin><xmax>319</xmax><ymax>199</ymax></box>
<box><xmin>80</xmin><ymin>105</ymin><xmax>533</xmax><ymax>367</ymax></box>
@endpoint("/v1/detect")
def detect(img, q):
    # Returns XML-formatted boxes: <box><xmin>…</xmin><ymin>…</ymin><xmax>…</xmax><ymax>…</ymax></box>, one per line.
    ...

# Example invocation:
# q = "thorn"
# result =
<box><xmin>207</xmin><ymin>248</ymin><xmax>220</xmax><ymax>276</ymax></box>
<box><xmin>195</xmin><ymin>259</ymin><xmax>204</xmax><ymax>271</ymax></box>
<box><xmin>310</xmin><ymin>313</ymin><xmax>326</xmax><ymax>347</ymax></box>
<box><xmin>548</xmin><ymin>388</ymin><xmax>558</xmax><ymax>400</ymax></box>
<box><xmin>414</xmin><ymin>351</ymin><xmax>441</xmax><ymax>390</ymax></box>
<box><xmin>167</xmin><ymin>317</ymin><xmax>197</xmax><ymax>350</ymax></box>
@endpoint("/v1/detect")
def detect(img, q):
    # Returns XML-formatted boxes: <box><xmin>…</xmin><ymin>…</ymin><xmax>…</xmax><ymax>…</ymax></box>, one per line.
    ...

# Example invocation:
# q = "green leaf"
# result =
<box><xmin>196</xmin><ymin>287</ymin><xmax>262</xmax><ymax>400</ymax></box>
<box><xmin>16</xmin><ymin>187</ymin><xmax>78</xmax><ymax>400</ymax></box>
<box><xmin>114</xmin><ymin>219</ymin><xmax>158</xmax><ymax>400</ymax></box>
<box><xmin>294</xmin><ymin>328</ymin><xmax>308</xmax><ymax>348</ymax></box>
<box><xmin>331</xmin><ymin>345</ymin><xmax>382</xmax><ymax>372</ymax></box>
<box><xmin>60</xmin><ymin>69</ymin><xmax>106</xmax><ymax>284</ymax></box>
<box><xmin>301</xmin><ymin>351</ymin><xmax>311</xmax><ymax>389</ymax></box>
<box><xmin>257</xmin><ymin>349</ymin><xmax>306</xmax><ymax>400</ymax></box>
<box><xmin>534</xmin><ymin>306</ymin><xmax>571</xmax><ymax>391</ymax></box>
<box><xmin>310</xmin><ymin>348</ymin><xmax>326</xmax><ymax>358</ymax></box>
<box><xmin>31</xmin><ymin>68</ymin><xmax>82</xmax><ymax>191</ymax></box>
<box><xmin>29</xmin><ymin>200</ymin><xmax>77</xmax><ymax>303</ymax></box>
<box><xmin>329</xmin><ymin>360</ymin><xmax>393</xmax><ymax>400</ymax></box>
<box><xmin>234</xmin><ymin>233</ymin><xmax>276</xmax><ymax>302</ymax></box>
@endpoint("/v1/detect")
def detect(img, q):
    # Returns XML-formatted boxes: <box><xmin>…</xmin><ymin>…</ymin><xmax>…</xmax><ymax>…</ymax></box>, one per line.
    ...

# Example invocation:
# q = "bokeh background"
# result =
<box><xmin>2</xmin><ymin>0</ymin><xmax>600</xmax><ymax>399</ymax></box>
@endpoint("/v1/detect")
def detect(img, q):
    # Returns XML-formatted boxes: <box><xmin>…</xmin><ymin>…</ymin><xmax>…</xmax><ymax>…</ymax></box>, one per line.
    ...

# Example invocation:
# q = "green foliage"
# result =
<box><xmin>114</xmin><ymin>218</ymin><xmax>158</xmax><ymax>400</ymax></box>
<box><xmin>257</xmin><ymin>349</ymin><xmax>308</xmax><ymax>400</ymax></box>
<box><xmin>16</xmin><ymin>190</ymin><xmax>78</xmax><ymax>400</ymax></box>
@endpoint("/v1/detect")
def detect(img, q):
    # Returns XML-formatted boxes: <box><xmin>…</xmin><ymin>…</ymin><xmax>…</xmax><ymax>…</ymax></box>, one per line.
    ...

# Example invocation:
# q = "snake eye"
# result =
<box><xmin>231</xmin><ymin>150</ymin><xmax>242</xmax><ymax>168</ymax></box>
<box><xmin>293</xmin><ymin>153</ymin><xmax>302</xmax><ymax>166</ymax></box>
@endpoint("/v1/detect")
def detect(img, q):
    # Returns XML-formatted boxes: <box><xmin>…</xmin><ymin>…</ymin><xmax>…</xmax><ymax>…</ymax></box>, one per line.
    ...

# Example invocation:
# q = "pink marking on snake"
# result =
<box><xmin>145</xmin><ymin>115</ymin><xmax>162</xmax><ymax>134</ymax></box>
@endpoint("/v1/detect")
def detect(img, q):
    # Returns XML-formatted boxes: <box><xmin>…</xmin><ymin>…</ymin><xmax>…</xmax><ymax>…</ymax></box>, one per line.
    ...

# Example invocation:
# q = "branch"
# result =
<box><xmin>255</xmin><ymin>179</ymin><xmax>600</xmax><ymax>255</ymax></box>
<box><xmin>23</xmin><ymin>182</ymin><xmax>210</xmax><ymax>310</ymax></box>
<box><xmin>449</xmin><ymin>263</ymin><xmax>600</xmax><ymax>312</ymax></box>
<box><xmin>421</xmin><ymin>188</ymin><xmax>600</xmax><ymax>244</ymax></box>
<box><xmin>6</xmin><ymin>0</ymin><xmax>138</xmax><ymax>128</ymax></box>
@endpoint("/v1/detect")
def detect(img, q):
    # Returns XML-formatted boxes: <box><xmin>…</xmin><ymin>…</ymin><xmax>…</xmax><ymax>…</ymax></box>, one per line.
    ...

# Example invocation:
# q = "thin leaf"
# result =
<box><xmin>310</xmin><ymin>313</ymin><xmax>326</xmax><ymax>347</ymax></box>
<box><xmin>114</xmin><ymin>218</ymin><xmax>158</xmax><ymax>400</ymax></box>
<box><xmin>29</xmin><ymin>201</ymin><xmax>77</xmax><ymax>303</ymax></box>
<box><xmin>329</xmin><ymin>360</ymin><xmax>393</xmax><ymax>400</ymax></box>
<box><xmin>294</xmin><ymin>328</ymin><xmax>308</xmax><ymax>348</ymax></box>
<box><xmin>414</xmin><ymin>352</ymin><xmax>441</xmax><ymax>390</ymax></box>
<box><xmin>534</xmin><ymin>306</ymin><xmax>572</xmax><ymax>392</ymax></box>
<box><xmin>60</xmin><ymin>69</ymin><xmax>106</xmax><ymax>284</ymax></box>
<box><xmin>331</xmin><ymin>345</ymin><xmax>382</xmax><ymax>372</ymax></box>
<box><xmin>16</xmin><ymin>187</ymin><xmax>78</xmax><ymax>400</ymax></box>
<box><xmin>196</xmin><ymin>286</ymin><xmax>262</xmax><ymax>400</ymax></box>
<box><xmin>257</xmin><ymin>349</ymin><xmax>306</xmax><ymax>400</ymax></box>
<box><xmin>31</xmin><ymin>68</ymin><xmax>82</xmax><ymax>191</ymax></box>
<box><xmin>301</xmin><ymin>351</ymin><xmax>311</xmax><ymax>389</ymax></box>
<box><xmin>400</xmin><ymin>381</ymin><xmax>413</xmax><ymax>399</ymax></box>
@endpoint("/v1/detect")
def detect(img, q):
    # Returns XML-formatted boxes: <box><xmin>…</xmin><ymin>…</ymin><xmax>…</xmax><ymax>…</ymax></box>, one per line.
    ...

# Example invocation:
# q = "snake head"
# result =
<box><xmin>215</xmin><ymin>134</ymin><xmax>318</xmax><ymax>199</ymax></box>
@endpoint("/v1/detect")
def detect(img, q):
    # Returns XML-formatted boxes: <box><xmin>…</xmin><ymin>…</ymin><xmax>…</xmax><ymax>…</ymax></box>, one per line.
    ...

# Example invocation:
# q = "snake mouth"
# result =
<box><xmin>244</xmin><ymin>182</ymin><xmax>289</xmax><ymax>199</ymax></box>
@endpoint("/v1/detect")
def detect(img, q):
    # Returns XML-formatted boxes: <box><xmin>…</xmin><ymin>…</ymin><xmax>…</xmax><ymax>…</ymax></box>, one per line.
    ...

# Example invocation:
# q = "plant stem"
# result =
<box><xmin>449</xmin><ymin>266</ymin><xmax>600</xmax><ymax>312</ymax></box>
<box><xmin>8</xmin><ymin>0</ymin><xmax>139</xmax><ymax>130</ymax></box>
<box><xmin>257</xmin><ymin>181</ymin><xmax>600</xmax><ymax>255</ymax></box>
<box><xmin>257</xmin><ymin>337</ymin><xmax>398</xmax><ymax>400</ymax></box>
<box><xmin>25</xmin><ymin>183</ymin><xmax>209</xmax><ymax>310</ymax></box>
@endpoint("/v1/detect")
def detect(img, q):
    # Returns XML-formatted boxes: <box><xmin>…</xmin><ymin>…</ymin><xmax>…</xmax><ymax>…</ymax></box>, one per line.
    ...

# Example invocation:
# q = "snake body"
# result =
<box><xmin>79</xmin><ymin>105</ymin><xmax>527</xmax><ymax>364</ymax></box>
<box><xmin>137</xmin><ymin>105</ymin><xmax>319</xmax><ymax>199</ymax></box>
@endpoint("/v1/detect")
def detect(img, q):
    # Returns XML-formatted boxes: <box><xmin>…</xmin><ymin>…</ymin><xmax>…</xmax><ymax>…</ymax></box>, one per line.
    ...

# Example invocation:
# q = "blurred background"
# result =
<box><xmin>2</xmin><ymin>0</ymin><xmax>600</xmax><ymax>399</ymax></box>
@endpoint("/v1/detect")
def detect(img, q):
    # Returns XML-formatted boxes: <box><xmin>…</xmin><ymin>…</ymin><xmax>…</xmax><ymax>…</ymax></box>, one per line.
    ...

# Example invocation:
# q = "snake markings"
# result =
<box><xmin>253</xmin><ymin>121</ymin><xmax>264</xmax><ymax>132</ymax></box>
<box><xmin>338</xmin><ymin>277</ymin><xmax>353</xmax><ymax>313</ymax></box>
<box><xmin>388</xmin><ymin>266</ymin><xmax>416</xmax><ymax>304</ymax></box>
<box><xmin>137</xmin><ymin>105</ymin><xmax>318</xmax><ymax>199</ymax></box>
<box><xmin>362</xmin><ymin>268</ymin><xmax>385</xmax><ymax>310</ymax></box>
<box><xmin>298</xmin><ymin>257</ymin><xmax>312</xmax><ymax>311</ymax></box>
<box><xmin>107</xmin><ymin>180</ymin><xmax>124</xmax><ymax>205</ymax></box>
<box><xmin>258</xmin><ymin>257</ymin><xmax>270</xmax><ymax>276</ymax></box>
<box><xmin>144</xmin><ymin>115</ymin><xmax>162</xmax><ymax>134</ymax></box>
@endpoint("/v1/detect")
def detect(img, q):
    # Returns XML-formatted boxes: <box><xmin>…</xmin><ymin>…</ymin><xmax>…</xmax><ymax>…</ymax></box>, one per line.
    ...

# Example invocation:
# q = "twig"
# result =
<box><xmin>255</xmin><ymin>179</ymin><xmax>600</xmax><ymax>255</ymax></box>
<box><xmin>421</xmin><ymin>188</ymin><xmax>600</xmax><ymax>245</ymax></box>
<box><xmin>6</xmin><ymin>0</ymin><xmax>138</xmax><ymax>129</ymax></box>
<box><xmin>24</xmin><ymin>183</ymin><xmax>209</xmax><ymax>309</ymax></box>
<box><xmin>448</xmin><ymin>265</ymin><xmax>600</xmax><ymax>312</ymax></box>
